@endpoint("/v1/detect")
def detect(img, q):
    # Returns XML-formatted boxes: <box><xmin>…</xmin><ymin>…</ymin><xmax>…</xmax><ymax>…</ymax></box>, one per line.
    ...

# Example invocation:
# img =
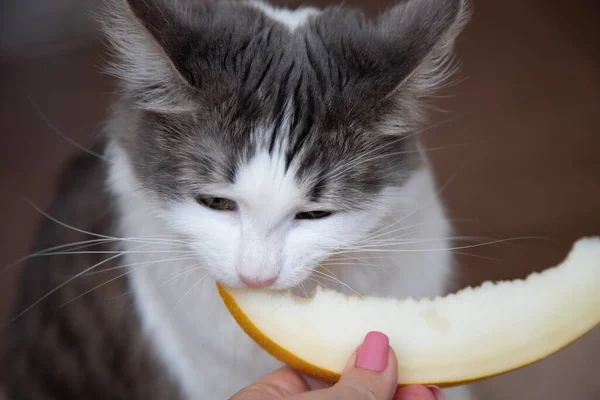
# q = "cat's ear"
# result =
<box><xmin>102</xmin><ymin>0</ymin><xmax>215</xmax><ymax>112</ymax></box>
<box><xmin>320</xmin><ymin>0</ymin><xmax>470</xmax><ymax>103</ymax></box>
<box><xmin>374</xmin><ymin>0</ymin><xmax>471</xmax><ymax>95</ymax></box>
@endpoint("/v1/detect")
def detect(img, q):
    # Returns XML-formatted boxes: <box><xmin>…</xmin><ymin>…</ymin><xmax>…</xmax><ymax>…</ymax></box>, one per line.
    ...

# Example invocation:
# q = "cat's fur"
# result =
<box><xmin>2</xmin><ymin>0</ymin><xmax>473</xmax><ymax>399</ymax></box>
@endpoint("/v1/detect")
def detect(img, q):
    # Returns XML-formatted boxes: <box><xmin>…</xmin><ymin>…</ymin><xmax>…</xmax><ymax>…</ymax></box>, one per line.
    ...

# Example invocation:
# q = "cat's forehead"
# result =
<box><xmin>191</xmin><ymin>2</ymin><xmax>398</xmax><ymax>129</ymax></box>
<box><xmin>196</xmin><ymin>5</ymin><xmax>412</xmax><ymax>192</ymax></box>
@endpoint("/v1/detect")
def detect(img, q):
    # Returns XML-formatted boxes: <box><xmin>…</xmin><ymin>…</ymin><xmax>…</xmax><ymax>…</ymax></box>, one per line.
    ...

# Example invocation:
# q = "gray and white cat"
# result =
<box><xmin>2</xmin><ymin>0</ymin><xmax>473</xmax><ymax>399</ymax></box>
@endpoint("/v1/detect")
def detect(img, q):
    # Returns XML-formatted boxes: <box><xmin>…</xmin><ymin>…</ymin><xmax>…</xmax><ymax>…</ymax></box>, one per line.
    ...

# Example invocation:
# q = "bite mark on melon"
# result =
<box><xmin>218</xmin><ymin>237</ymin><xmax>600</xmax><ymax>387</ymax></box>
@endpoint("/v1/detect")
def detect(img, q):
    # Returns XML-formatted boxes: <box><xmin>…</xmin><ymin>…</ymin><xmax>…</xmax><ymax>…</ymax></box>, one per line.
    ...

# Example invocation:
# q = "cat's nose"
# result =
<box><xmin>239</xmin><ymin>274</ymin><xmax>276</xmax><ymax>288</ymax></box>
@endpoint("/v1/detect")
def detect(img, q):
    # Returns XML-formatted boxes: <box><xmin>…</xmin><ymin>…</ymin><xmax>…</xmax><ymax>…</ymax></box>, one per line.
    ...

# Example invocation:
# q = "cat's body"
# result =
<box><xmin>2</xmin><ymin>0</ymin><xmax>474</xmax><ymax>399</ymax></box>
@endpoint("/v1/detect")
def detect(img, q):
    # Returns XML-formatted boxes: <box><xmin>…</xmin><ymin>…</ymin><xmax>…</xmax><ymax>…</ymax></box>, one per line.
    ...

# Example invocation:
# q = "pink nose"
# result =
<box><xmin>239</xmin><ymin>274</ymin><xmax>276</xmax><ymax>288</ymax></box>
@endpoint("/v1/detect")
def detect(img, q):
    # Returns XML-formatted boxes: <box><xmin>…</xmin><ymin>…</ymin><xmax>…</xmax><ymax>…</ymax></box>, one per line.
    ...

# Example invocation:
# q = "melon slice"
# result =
<box><xmin>218</xmin><ymin>237</ymin><xmax>600</xmax><ymax>387</ymax></box>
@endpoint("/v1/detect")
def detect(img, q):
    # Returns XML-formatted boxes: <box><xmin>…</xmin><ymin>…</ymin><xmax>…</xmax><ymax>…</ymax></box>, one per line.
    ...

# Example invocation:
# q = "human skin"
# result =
<box><xmin>230</xmin><ymin>331</ymin><xmax>443</xmax><ymax>400</ymax></box>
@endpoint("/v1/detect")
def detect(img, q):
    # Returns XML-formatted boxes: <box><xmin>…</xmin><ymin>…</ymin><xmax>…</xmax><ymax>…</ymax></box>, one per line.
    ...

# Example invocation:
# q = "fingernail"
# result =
<box><xmin>426</xmin><ymin>386</ymin><xmax>445</xmax><ymax>400</ymax></box>
<box><xmin>356</xmin><ymin>331</ymin><xmax>389</xmax><ymax>372</ymax></box>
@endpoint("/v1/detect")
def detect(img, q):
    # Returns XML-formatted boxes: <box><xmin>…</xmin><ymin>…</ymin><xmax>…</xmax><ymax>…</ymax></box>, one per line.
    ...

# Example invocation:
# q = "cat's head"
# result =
<box><xmin>103</xmin><ymin>0</ymin><xmax>469</xmax><ymax>289</ymax></box>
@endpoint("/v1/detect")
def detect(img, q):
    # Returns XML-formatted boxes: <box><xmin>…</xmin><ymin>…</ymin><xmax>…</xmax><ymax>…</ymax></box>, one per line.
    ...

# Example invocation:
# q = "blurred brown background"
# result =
<box><xmin>1</xmin><ymin>0</ymin><xmax>599</xmax><ymax>398</ymax></box>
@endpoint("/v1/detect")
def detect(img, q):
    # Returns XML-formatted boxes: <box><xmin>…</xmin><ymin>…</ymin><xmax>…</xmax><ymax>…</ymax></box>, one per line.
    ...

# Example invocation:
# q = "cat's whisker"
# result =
<box><xmin>366</xmin><ymin>216</ymin><xmax>484</xmax><ymax>244</ymax></box>
<box><xmin>60</xmin><ymin>262</ymin><xmax>204</xmax><ymax>309</ymax></box>
<box><xmin>361</xmin><ymin>235</ymin><xmax>493</xmax><ymax>247</ymax></box>
<box><xmin>311</xmin><ymin>269</ymin><xmax>361</xmax><ymax>296</ymax></box>
<box><xmin>3</xmin><ymin>242</ymin><xmax>158</xmax><ymax>325</ymax></box>
<box><xmin>366</xmin><ymin>166</ymin><xmax>467</xmax><ymax>241</ymax></box>
<box><xmin>2</xmin><ymin>236</ymin><xmax>189</xmax><ymax>272</ymax></box>
<box><xmin>3</xmin><ymin>238</ymin><xmax>116</xmax><ymax>272</ymax></box>
<box><xmin>326</xmin><ymin>236</ymin><xmax>552</xmax><ymax>256</ymax></box>
<box><xmin>321</xmin><ymin>254</ymin><xmax>388</xmax><ymax>269</ymax></box>
<box><xmin>320</xmin><ymin>262</ymin><xmax>386</xmax><ymax>271</ymax></box>
<box><xmin>83</xmin><ymin>255</ymin><xmax>199</xmax><ymax>275</ymax></box>
<box><xmin>364</xmin><ymin>229</ymin><xmax>418</xmax><ymax>245</ymax></box>
<box><xmin>58</xmin><ymin>270</ymin><xmax>134</xmax><ymax>309</ymax></box>
<box><xmin>171</xmin><ymin>272</ymin><xmax>211</xmax><ymax>311</ymax></box>
<box><xmin>450</xmin><ymin>251</ymin><xmax>503</xmax><ymax>263</ymax></box>
<box><xmin>30</xmin><ymin>250</ymin><xmax>197</xmax><ymax>257</ymax></box>
<box><xmin>369</xmin><ymin>235</ymin><xmax>551</xmax><ymax>249</ymax></box>
<box><xmin>26</xmin><ymin>93</ymin><xmax>110</xmax><ymax>162</ymax></box>
<box><xmin>308</xmin><ymin>276</ymin><xmax>331</xmax><ymax>291</ymax></box>
<box><xmin>161</xmin><ymin>265</ymin><xmax>206</xmax><ymax>286</ymax></box>
<box><xmin>324</xmin><ymin>249</ymin><xmax>502</xmax><ymax>264</ymax></box>
<box><xmin>366</xmin><ymin>220</ymin><xmax>434</xmax><ymax>242</ymax></box>
<box><xmin>24</xmin><ymin>198</ymin><xmax>189</xmax><ymax>244</ymax></box>
<box><xmin>321</xmin><ymin>259</ymin><xmax>382</xmax><ymax>266</ymax></box>
<box><xmin>294</xmin><ymin>281</ymin><xmax>309</xmax><ymax>298</ymax></box>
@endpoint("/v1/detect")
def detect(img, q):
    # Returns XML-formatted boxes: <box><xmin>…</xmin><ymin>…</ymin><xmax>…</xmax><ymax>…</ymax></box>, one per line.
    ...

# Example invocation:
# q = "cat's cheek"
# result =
<box><xmin>190</xmin><ymin>241</ymin><xmax>242</xmax><ymax>286</ymax></box>
<box><xmin>273</xmin><ymin>251</ymin><xmax>322</xmax><ymax>289</ymax></box>
<box><xmin>161</xmin><ymin>201</ymin><xmax>243</xmax><ymax>282</ymax></box>
<box><xmin>278</xmin><ymin>232</ymin><xmax>331</xmax><ymax>287</ymax></box>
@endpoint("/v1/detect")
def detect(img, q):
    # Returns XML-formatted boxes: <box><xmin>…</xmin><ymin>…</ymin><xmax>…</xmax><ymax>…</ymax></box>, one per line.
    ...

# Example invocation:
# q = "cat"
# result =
<box><xmin>1</xmin><ymin>0</ymin><xmax>473</xmax><ymax>399</ymax></box>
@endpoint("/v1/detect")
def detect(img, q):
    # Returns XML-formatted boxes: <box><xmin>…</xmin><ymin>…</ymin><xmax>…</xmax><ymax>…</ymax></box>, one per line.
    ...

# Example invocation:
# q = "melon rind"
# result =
<box><xmin>218</xmin><ymin>237</ymin><xmax>600</xmax><ymax>387</ymax></box>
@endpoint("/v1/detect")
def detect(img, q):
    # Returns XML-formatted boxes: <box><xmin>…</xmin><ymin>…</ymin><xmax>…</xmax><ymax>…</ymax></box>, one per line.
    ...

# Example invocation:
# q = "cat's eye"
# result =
<box><xmin>295</xmin><ymin>211</ymin><xmax>334</xmax><ymax>220</ymax></box>
<box><xmin>196</xmin><ymin>196</ymin><xmax>237</xmax><ymax>212</ymax></box>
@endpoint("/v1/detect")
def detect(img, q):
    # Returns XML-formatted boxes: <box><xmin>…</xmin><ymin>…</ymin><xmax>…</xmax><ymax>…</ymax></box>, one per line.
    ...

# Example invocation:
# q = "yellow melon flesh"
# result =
<box><xmin>218</xmin><ymin>237</ymin><xmax>600</xmax><ymax>387</ymax></box>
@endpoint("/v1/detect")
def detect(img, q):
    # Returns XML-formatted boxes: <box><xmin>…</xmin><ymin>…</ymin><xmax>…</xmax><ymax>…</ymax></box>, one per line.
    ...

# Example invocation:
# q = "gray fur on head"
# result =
<box><xmin>101</xmin><ymin>0</ymin><xmax>470</xmax><ymax>209</ymax></box>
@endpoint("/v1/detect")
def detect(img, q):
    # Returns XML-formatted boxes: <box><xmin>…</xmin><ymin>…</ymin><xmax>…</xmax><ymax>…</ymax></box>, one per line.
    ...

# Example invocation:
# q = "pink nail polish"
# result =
<box><xmin>356</xmin><ymin>331</ymin><xmax>389</xmax><ymax>372</ymax></box>
<box><xmin>426</xmin><ymin>386</ymin><xmax>445</xmax><ymax>400</ymax></box>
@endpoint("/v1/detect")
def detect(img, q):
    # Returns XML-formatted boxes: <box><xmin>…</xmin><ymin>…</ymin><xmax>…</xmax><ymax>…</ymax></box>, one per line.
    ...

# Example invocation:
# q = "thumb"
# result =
<box><xmin>323</xmin><ymin>331</ymin><xmax>399</xmax><ymax>400</ymax></box>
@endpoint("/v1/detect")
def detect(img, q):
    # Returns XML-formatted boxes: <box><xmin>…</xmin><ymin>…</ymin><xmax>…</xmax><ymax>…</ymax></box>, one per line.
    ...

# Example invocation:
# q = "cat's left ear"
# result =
<box><xmin>374</xmin><ymin>0</ymin><xmax>471</xmax><ymax>96</ymax></box>
<box><xmin>318</xmin><ymin>0</ymin><xmax>471</xmax><ymax>105</ymax></box>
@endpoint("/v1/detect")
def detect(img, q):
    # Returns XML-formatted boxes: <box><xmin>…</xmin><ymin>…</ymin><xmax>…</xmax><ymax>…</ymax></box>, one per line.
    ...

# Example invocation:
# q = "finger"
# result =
<box><xmin>393</xmin><ymin>385</ymin><xmax>443</xmax><ymax>400</ymax></box>
<box><xmin>301</xmin><ymin>374</ymin><xmax>334</xmax><ymax>390</ymax></box>
<box><xmin>229</xmin><ymin>367</ymin><xmax>309</xmax><ymax>400</ymax></box>
<box><xmin>324</xmin><ymin>331</ymin><xmax>399</xmax><ymax>400</ymax></box>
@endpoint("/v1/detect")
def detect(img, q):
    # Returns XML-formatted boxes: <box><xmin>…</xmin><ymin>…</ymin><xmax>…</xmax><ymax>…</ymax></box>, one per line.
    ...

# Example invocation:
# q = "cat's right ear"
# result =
<box><xmin>102</xmin><ymin>0</ymin><xmax>213</xmax><ymax>113</ymax></box>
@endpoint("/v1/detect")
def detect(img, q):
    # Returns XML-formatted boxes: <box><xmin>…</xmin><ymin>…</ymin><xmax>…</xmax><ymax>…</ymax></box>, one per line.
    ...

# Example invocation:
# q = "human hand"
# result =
<box><xmin>230</xmin><ymin>331</ymin><xmax>444</xmax><ymax>400</ymax></box>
